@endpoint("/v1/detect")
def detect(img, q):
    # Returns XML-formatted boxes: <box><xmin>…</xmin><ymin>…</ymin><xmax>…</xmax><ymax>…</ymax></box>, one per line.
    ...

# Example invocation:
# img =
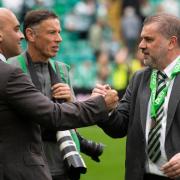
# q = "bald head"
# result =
<box><xmin>0</xmin><ymin>8</ymin><xmax>24</xmax><ymax>58</ymax></box>
<box><xmin>0</xmin><ymin>8</ymin><xmax>17</xmax><ymax>30</ymax></box>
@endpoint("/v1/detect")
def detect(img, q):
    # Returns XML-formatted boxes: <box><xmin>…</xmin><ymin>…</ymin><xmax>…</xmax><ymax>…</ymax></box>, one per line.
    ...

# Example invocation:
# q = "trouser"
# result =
<box><xmin>143</xmin><ymin>173</ymin><xmax>174</xmax><ymax>180</ymax></box>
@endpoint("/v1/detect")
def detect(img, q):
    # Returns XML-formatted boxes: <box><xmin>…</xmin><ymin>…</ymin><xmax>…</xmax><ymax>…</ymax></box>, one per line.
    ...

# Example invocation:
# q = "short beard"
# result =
<box><xmin>144</xmin><ymin>58</ymin><xmax>162</xmax><ymax>70</ymax></box>
<box><xmin>144</xmin><ymin>58</ymin><xmax>154</xmax><ymax>68</ymax></box>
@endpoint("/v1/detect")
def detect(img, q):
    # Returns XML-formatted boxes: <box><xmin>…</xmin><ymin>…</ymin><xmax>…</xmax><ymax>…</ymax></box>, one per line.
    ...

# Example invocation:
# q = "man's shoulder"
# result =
<box><xmin>8</xmin><ymin>56</ymin><xmax>20</xmax><ymax>67</ymax></box>
<box><xmin>136</xmin><ymin>66</ymin><xmax>150</xmax><ymax>74</ymax></box>
<box><xmin>0</xmin><ymin>60</ymin><xmax>23</xmax><ymax>79</ymax></box>
<box><xmin>129</xmin><ymin>67</ymin><xmax>152</xmax><ymax>90</ymax></box>
<box><xmin>8</xmin><ymin>52</ymin><xmax>26</xmax><ymax>67</ymax></box>
<box><xmin>133</xmin><ymin>67</ymin><xmax>151</xmax><ymax>79</ymax></box>
<box><xmin>0</xmin><ymin>61</ymin><xmax>16</xmax><ymax>93</ymax></box>
<box><xmin>0</xmin><ymin>60</ymin><xmax>18</xmax><ymax>70</ymax></box>
<box><xmin>54</xmin><ymin>60</ymin><xmax>70</xmax><ymax>71</ymax></box>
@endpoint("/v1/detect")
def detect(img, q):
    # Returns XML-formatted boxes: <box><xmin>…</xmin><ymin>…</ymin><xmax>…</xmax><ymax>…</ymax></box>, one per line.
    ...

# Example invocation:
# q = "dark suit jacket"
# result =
<box><xmin>0</xmin><ymin>60</ymin><xmax>108</xmax><ymax>180</ymax></box>
<box><xmin>99</xmin><ymin>67</ymin><xmax>180</xmax><ymax>180</ymax></box>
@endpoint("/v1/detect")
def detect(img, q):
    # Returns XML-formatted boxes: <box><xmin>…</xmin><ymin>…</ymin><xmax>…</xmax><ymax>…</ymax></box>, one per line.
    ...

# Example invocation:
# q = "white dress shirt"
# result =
<box><xmin>0</xmin><ymin>53</ymin><xmax>6</xmax><ymax>62</ymax></box>
<box><xmin>145</xmin><ymin>56</ymin><xmax>180</xmax><ymax>176</ymax></box>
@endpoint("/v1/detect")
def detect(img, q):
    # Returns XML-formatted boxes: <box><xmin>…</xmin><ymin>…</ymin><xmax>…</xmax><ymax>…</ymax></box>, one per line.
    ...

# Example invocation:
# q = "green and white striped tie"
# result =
<box><xmin>147</xmin><ymin>71</ymin><xmax>167</xmax><ymax>163</ymax></box>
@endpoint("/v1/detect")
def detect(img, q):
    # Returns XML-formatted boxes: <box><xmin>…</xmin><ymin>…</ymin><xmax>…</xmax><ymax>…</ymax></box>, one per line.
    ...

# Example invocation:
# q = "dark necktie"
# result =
<box><xmin>147</xmin><ymin>71</ymin><xmax>167</xmax><ymax>163</ymax></box>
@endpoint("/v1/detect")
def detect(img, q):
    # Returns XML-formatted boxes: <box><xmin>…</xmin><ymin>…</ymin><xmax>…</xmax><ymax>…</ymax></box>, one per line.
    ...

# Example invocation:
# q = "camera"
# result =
<box><xmin>77</xmin><ymin>133</ymin><xmax>104</xmax><ymax>162</ymax></box>
<box><xmin>56</xmin><ymin>131</ymin><xmax>87</xmax><ymax>175</ymax></box>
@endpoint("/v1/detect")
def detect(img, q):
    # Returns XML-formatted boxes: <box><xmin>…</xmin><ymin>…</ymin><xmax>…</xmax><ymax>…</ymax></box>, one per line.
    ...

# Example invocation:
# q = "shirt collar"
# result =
<box><xmin>0</xmin><ymin>53</ymin><xmax>6</xmax><ymax>62</ymax></box>
<box><xmin>163</xmin><ymin>55</ymin><xmax>180</xmax><ymax>78</ymax></box>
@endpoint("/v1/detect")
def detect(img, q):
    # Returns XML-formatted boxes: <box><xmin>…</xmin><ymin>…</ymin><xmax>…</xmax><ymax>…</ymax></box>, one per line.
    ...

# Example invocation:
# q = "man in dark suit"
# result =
<box><xmin>0</xmin><ymin>8</ymin><xmax>118</xmax><ymax>180</ymax></box>
<box><xmin>8</xmin><ymin>9</ymin><xmax>105</xmax><ymax>180</ymax></box>
<box><xmin>93</xmin><ymin>13</ymin><xmax>180</xmax><ymax>180</ymax></box>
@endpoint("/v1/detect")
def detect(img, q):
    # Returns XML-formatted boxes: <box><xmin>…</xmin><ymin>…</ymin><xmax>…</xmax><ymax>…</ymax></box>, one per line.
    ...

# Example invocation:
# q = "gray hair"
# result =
<box><xmin>144</xmin><ymin>13</ymin><xmax>180</xmax><ymax>46</ymax></box>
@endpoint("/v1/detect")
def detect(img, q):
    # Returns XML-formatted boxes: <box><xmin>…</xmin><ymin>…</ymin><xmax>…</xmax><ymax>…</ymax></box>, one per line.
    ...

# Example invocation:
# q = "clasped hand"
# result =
<box><xmin>92</xmin><ymin>84</ymin><xmax>119</xmax><ymax>111</ymax></box>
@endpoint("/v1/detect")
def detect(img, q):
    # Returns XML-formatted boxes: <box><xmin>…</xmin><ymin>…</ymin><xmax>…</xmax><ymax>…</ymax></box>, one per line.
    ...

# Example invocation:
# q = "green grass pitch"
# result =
<box><xmin>78</xmin><ymin>126</ymin><xmax>126</xmax><ymax>180</ymax></box>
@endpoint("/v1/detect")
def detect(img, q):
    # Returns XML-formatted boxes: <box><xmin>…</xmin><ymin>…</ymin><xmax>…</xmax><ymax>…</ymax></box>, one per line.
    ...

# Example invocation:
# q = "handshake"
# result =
<box><xmin>91</xmin><ymin>84</ymin><xmax>119</xmax><ymax>111</ymax></box>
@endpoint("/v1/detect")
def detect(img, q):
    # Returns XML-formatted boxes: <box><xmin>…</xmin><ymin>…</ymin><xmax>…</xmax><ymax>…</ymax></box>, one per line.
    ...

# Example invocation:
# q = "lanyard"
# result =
<box><xmin>150</xmin><ymin>58</ymin><xmax>180</xmax><ymax>119</ymax></box>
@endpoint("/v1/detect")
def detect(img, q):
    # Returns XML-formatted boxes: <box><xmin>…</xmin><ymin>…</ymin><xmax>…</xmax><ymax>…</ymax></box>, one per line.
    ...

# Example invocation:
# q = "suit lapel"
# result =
<box><xmin>140</xmin><ymin>69</ymin><xmax>151</xmax><ymax>133</ymax></box>
<box><xmin>166</xmin><ymin>74</ymin><xmax>180</xmax><ymax>136</ymax></box>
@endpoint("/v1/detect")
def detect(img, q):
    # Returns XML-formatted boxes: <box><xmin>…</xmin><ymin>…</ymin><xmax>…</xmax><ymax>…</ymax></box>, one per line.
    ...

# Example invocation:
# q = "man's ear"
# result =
<box><xmin>168</xmin><ymin>36</ymin><xmax>177</xmax><ymax>50</ymax></box>
<box><xmin>25</xmin><ymin>28</ymin><xmax>36</xmax><ymax>42</ymax></box>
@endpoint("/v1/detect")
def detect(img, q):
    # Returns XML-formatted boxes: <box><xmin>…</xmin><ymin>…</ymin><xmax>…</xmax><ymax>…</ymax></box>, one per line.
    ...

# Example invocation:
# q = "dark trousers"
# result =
<box><xmin>144</xmin><ymin>173</ymin><xmax>174</xmax><ymax>180</ymax></box>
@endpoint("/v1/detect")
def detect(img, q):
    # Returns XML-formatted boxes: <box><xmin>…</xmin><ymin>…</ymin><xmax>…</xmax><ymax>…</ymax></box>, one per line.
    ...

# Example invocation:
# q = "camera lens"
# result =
<box><xmin>79</xmin><ymin>136</ymin><xmax>104</xmax><ymax>162</ymax></box>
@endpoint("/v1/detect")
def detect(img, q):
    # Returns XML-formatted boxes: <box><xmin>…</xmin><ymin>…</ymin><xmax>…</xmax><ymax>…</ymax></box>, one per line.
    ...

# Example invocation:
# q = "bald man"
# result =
<box><xmin>0</xmin><ymin>8</ymin><xmax>118</xmax><ymax>180</ymax></box>
<box><xmin>0</xmin><ymin>8</ymin><xmax>24</xmax><ymax>59</ymax></box>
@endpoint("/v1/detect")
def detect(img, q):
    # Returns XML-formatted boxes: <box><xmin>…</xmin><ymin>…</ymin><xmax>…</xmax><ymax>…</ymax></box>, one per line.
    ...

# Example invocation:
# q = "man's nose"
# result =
<box><xmin>139</xmin><ymin>39</ymin><xmax>146</xmax><ymax>50</ymax></box>
<box><xmin>56</xmin><ymin>34</ymin><xmax>62</xmax><ymax>43</ymax></box>
<box><xmin>19</xmin><ymin>31</ymin><xmax>24</xmax><ymax>40</ymax></box>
